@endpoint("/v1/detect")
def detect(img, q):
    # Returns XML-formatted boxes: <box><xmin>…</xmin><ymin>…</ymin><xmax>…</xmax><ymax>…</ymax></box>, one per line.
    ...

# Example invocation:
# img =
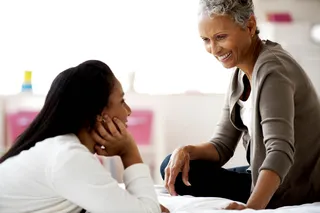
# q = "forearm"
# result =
<box><xmin>121</xmin><ymin>146</ymin><xmax>143</xmax><ymax>169</ymax></box>
<box><xmin>246</xmin><ymin>170</ymin><xmax>280</xmax><ymax>209</ymax></box>
<box><xmin>185</xmin><ymin>142</ymin><xmax>220</xmax><ymax>161</ymax></box>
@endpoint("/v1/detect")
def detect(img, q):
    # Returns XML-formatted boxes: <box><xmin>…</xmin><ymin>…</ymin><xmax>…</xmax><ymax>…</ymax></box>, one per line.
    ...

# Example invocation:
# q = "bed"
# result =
<box><xmin>155</xmin><ymin>185</ymin><xmax>320</xmax><ymax>213</ymax></box>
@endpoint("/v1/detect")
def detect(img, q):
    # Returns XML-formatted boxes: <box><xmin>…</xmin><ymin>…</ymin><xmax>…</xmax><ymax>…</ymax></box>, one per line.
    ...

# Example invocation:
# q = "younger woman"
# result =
<box><xmin>0</xmin><ymin>60</ymin><xmax>164</xmax><ymax>213</ymax></box>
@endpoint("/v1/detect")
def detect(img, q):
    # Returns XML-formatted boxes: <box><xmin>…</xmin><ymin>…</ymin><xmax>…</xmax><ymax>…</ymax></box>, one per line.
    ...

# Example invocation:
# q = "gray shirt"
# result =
<box><xmin>210</xmin><ymin>40</ymin><xmax>320</xmax><ymax>207</ymax></box>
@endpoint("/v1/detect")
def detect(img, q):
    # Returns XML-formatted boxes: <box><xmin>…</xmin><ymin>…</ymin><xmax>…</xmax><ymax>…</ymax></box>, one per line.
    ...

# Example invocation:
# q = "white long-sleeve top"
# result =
<box><xmin>0</xmin><ymin>134</ymin><xmax>160</xmax><ymax>213</ymax></box>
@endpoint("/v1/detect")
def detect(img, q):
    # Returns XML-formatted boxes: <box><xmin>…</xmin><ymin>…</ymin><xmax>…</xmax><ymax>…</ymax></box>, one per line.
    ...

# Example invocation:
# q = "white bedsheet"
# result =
<box><xmin>155</xmin><ymin>185</ymin><xmax>320</xmax><ymax>213</ymax></box>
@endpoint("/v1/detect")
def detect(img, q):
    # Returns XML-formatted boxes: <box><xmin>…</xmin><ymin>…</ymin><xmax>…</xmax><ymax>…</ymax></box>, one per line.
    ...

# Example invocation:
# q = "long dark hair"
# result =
<box><xmin>0</xmin><ymin>60</ymin><xmax>115</xmax><ymax>163</ymax></box>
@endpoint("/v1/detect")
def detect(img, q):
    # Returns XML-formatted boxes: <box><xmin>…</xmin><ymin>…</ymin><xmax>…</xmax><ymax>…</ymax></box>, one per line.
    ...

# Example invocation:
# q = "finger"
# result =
<box><xmin>112</xmin><ymin>117</ymin><xmax>127</xmax><ymax>134</ymax></box>
<box><xmin>238</xmin><ymin>205</ymin><xmax>246</xmax><ymax>210</ymax></box>
<box><xmin>91</xmin><ymin>127</ymin><xmax>109</xmax><ymax>146</ymax></box>
<box><xmin>224</xmin><ymin>202</ymin><xmax>240</xmax><ymax>210</ymax></box>
<box><xmin>103</xmin><ymin>115</ymin><xmax>121</xmax><ymax>137</ymax></box>
<box><xmin>233</xmin><ymin>203</ymin><xmax>246</xmax><ymax>210</ymax></box>
<box><xmin>94</xmin><ymin>144</ymin><xmax>109</xmax><ymax>156</ymax></box>
<box><xmin>182</xmin><ymin>158</ymin><xmax>191</xmax><ymax>186</ymax></box>
<box><xmin>160</xmin><ymin>204</ymin><xmax>170</xmax><ymax>213</ymax></box>
<box><xmin>167</xmin><ymin>168</ymin><xmax>179</xmax><ymax>196</ymax></box>
<box><xmin>232</xmin><ymin>204</ymin><xmax>245</xmax><ymax>210</ymax></box>
<box><xmin>164</xmin><ymin>166</ymin><xmax>170</xmax><ymax>191</ymax></box>
<box><xmin>95</xmin><ymin>120</ymin><xmax>112</xmax><ymax>141</ymax></box>
<box><xmin>224</xmin><ymin>202</ymin><xmax>234</xmax><ymax>209</ymax></box>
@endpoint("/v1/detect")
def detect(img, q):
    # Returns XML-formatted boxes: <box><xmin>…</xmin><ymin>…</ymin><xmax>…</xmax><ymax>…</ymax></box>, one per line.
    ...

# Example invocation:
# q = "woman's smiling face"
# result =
<box><xmin>198</xmin><ymin>13</ymin><xmax>255</xmax><ymax>69</ymax></box>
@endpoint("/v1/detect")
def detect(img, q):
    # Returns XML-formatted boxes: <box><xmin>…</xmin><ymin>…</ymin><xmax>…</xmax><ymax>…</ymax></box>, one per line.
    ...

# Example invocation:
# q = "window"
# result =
<box><xmin>310</xmin><ymin>24</ymin><xmax>320</xmax><ymax>44</ymax></box>
<box><xmin>0</xmin><ymin>1</ymin><xmax>238</xmax><ymax>95</ymax></box>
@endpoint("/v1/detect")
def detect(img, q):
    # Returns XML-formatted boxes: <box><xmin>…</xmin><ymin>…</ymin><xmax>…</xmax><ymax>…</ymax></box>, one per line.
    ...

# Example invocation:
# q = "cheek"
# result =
<box><xmin>101</xmin><ymin>105</ymin><xmax>121</xmax><ymax>118</ymax></box>
<box><xmin>205</xmin><ymin>44</ymin><xmax>211</xmax><ymax>54</ymax></box>
<box><xmin>102</xmin><ymin>108</ymin><xmax>126</xmax><ymax>123</ymax></box>
<box><xmin>237</xmin><ymin>35</ymin><xmax>251</xmax><ymax>53</ymax></box>
<box><xmin>116</xmin><ymin>107</ymin><xmax>129</xmax><ymax>123</ymax></box>
<box><xmin>102</xmin><ymin>108</ymin><xmax>114</xmax><ymax>118</ymax></box>
<box><xmin>221</xmin><ymin>39</ymin><xmax>237</xmax><ymax>51</ymax></box>
<box><xmin>114</xmin><ymin>106</ymin><xmax>129</xmax><ymax>119</ymax></box>
<box><xmin>121</xmin><ymin>107</ymin><xmax>128</xmax><ymax>116</ymax></box>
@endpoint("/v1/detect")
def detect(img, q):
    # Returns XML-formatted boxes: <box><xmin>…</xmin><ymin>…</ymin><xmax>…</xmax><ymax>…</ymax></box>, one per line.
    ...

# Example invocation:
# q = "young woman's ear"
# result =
<box><xmin>100</xmin><ymin>107</ymin><xmax>109</xmax><ymax>119</ymax></box>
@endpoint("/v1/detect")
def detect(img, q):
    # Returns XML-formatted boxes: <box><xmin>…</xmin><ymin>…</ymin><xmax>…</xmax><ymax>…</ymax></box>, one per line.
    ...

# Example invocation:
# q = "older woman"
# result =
<box><xmin>160</xmin><ymin>0</ymin><xmax>320</xmax><ymax>210</ymax></box>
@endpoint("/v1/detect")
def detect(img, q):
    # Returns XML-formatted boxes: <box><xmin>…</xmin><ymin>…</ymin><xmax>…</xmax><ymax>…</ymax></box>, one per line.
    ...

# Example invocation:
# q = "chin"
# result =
<box><xmin>222</xmin><ymin>63</ymin><xmax>236</xmax><ymax>69</ymax></box>
<box><xmin>221</xmin><ymin>57</ymin><xmax>237</xmax><ymax>69</ymax></box>
<box><xmin>216</xmin><ymin>56</ymin><xmax>237</xmax><ymax>69</ymax></box>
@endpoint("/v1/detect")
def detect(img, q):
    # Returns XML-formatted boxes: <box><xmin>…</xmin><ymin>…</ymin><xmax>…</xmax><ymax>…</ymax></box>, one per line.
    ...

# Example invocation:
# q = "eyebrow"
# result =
<box><xmin>200</xmin><ymin>31</ymin><xmax>225</xmax><ymax>39</ymax></box>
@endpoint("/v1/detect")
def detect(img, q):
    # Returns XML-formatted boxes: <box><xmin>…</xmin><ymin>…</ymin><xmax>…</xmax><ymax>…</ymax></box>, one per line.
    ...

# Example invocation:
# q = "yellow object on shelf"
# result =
<box><xmin>24</xmin><ymin>71</ymin><xmax>32</xmax><ymax>83</ymax></box>
<box><xmin>21</xmin><ymin>70</ymin><xmax>33</xmax><ymax>92</ymax></box>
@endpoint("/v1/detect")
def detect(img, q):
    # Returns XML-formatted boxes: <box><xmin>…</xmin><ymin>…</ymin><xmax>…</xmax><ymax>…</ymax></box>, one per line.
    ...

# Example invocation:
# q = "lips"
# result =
<box><xmin>217</xmin><ymin>52</ymin><xmax>231</xmax><ymax>61</ymax></box>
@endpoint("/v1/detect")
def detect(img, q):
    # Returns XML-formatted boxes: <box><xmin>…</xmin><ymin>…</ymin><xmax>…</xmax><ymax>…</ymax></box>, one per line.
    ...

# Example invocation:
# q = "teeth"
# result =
<box><xmin>218</xmin><ymin>52</ymin><xmax>231</xmax><ymax>61</ymax></box>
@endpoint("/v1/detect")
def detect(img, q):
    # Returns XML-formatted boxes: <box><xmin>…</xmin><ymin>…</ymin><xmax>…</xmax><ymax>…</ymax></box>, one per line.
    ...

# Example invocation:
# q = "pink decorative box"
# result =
<box><xmin>127</xmin><ymin>110</ymin><xmax>153</xmax><ymax>145</ymax></box>
<box><xmin>267</xmin><ymin>13</ymin><xmax>293</xmax><ymax>23</ymax></box>
<box><xmin>6</xmin><ymin>110</ymin><xmax>39</xmax><ymax>146</ymax></box>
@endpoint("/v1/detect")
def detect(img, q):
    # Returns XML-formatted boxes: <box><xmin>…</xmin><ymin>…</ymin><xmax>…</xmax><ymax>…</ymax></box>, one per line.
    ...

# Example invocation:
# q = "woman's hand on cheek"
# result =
<box><xmin>91</xmin><ymin>115</ymin><xmax>137</xmax><ymax>157</ymax></box>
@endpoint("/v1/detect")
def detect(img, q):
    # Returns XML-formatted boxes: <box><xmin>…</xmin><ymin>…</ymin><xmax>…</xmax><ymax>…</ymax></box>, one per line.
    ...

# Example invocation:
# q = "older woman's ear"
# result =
<box><xmin>246</xmin><ymin>15</ymin><xmax>257</xmax><ymax>37</ymax></box>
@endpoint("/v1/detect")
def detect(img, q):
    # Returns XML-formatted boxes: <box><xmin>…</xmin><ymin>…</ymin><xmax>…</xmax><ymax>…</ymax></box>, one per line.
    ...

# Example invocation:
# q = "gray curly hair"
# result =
<box><xmin>198</xmin><ymin>0</ymin><xmax>260</xmax><ymax>34</ymax></box>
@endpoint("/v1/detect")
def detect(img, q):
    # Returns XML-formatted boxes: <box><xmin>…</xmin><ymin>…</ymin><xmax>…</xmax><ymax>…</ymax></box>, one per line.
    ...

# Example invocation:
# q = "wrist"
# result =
<box><xmin>120</xmin><ymin>138</ymin><xmax>138</xmax><ymax>156</ymax></box>
<box><xmin>183</xmin><ymin>145</ymin><xmax>195</xmax><ymax>160</ymax></box>
<box><xmin>184</xmin><ymin>142</ymin><xmax>219</xmax><ymax>161</ymax></box>
<box><xmin>120</xmin><ymin>147</ymin><xmax>143</xmax><ymax>169</ymax></box>
<box><xmin>246</xmin><ymin>201</ymin><xmax>265</xmax><ymax>210</ymax></box>
<box><xmin>246</xmin><ymin>170</ymin><xmax>280</xmax><ymax>210</ymax></box>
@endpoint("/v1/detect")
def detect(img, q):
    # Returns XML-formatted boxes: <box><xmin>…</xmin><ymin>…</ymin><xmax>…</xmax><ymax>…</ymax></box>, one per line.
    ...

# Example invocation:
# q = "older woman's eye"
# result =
<box><xmin>201</xmin><ymin>37</ymin><xmax>209</xmax><ymax>42</ymax></box>
<box><xmin>216</xmin><ymin>34</ymin><xmax>227</xmax><ymax>41</ymax></box>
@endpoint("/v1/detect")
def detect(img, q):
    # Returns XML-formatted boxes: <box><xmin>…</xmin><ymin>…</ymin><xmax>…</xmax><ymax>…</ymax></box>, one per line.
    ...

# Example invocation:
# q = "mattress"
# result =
<box><xmin>155</xmin><ymin>185</ymin><xmax>320</xmax><ymax>213</ymax></box>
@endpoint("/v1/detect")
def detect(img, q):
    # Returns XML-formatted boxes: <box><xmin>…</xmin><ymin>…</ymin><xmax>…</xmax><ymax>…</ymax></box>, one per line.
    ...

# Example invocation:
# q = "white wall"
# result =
<box><xmin>126</xmin><ymin>92</ymin><xmax>249</xmax><ymax>170</ymax></box>
<box><xmin>254</xmin><ymin>0</ymin><xmax>320</xmax><ymax>22</ymax></box>
<box><xmin>255</xmin><ymin>0</ymin><xmax>320</xmax><ymax>95</ymax></box>
<box><xmin>0</xmin><ymin>0</ymin><xmax>232</xmax><ymax>96</ymax></box>
<box><xmin>272</xmin><ymin>23</ymin><xmax>320</xmax><ymax>94</ymax></box>
<box><xmin>0</xmin><ymin>92</ymin><xmax>249</xmax><ymax>184</ymax></box>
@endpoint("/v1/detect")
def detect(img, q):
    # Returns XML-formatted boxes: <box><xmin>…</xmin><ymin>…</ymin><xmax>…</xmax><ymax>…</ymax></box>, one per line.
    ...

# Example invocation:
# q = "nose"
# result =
<box><xmin>125</xmin><ymin>103</ymin><xmax>132</xmax><ymax>116</ymax></box>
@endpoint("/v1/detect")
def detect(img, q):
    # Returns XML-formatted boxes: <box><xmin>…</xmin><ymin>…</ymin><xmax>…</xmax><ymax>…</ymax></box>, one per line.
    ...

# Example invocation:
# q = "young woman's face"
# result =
<box><xmin>102</xmin><ymin>78</ymin><xmax>131</xmax><ymax>127</ymax></box>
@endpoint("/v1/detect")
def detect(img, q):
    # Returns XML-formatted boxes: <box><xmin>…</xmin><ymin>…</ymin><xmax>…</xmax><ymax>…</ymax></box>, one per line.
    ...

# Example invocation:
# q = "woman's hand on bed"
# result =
<box><xmin>164</xmin><ymin>146</ymin><xmax>191</xmax><ymax>196</ymax></box>
<box><xmin>160</xmin><ymin>203</ymin><xmax>170</xmax><ymax>212</ymax></box>
<box><xmin>224</xmin><ymin>202</ymin><xmax>247</xmax><ymax>210</ymax></box>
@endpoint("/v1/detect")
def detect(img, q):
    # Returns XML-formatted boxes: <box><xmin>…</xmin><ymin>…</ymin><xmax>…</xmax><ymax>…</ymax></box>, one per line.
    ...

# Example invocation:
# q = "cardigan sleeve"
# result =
<box><xmin>209</xmin><ymin>84</ymin><xmax>242</xmax><ymax>166</ymax></box>
<box><xmin>258</xmin><ymin>69</ymin><xmax>295</xmax><ymax>183</ymax></box>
